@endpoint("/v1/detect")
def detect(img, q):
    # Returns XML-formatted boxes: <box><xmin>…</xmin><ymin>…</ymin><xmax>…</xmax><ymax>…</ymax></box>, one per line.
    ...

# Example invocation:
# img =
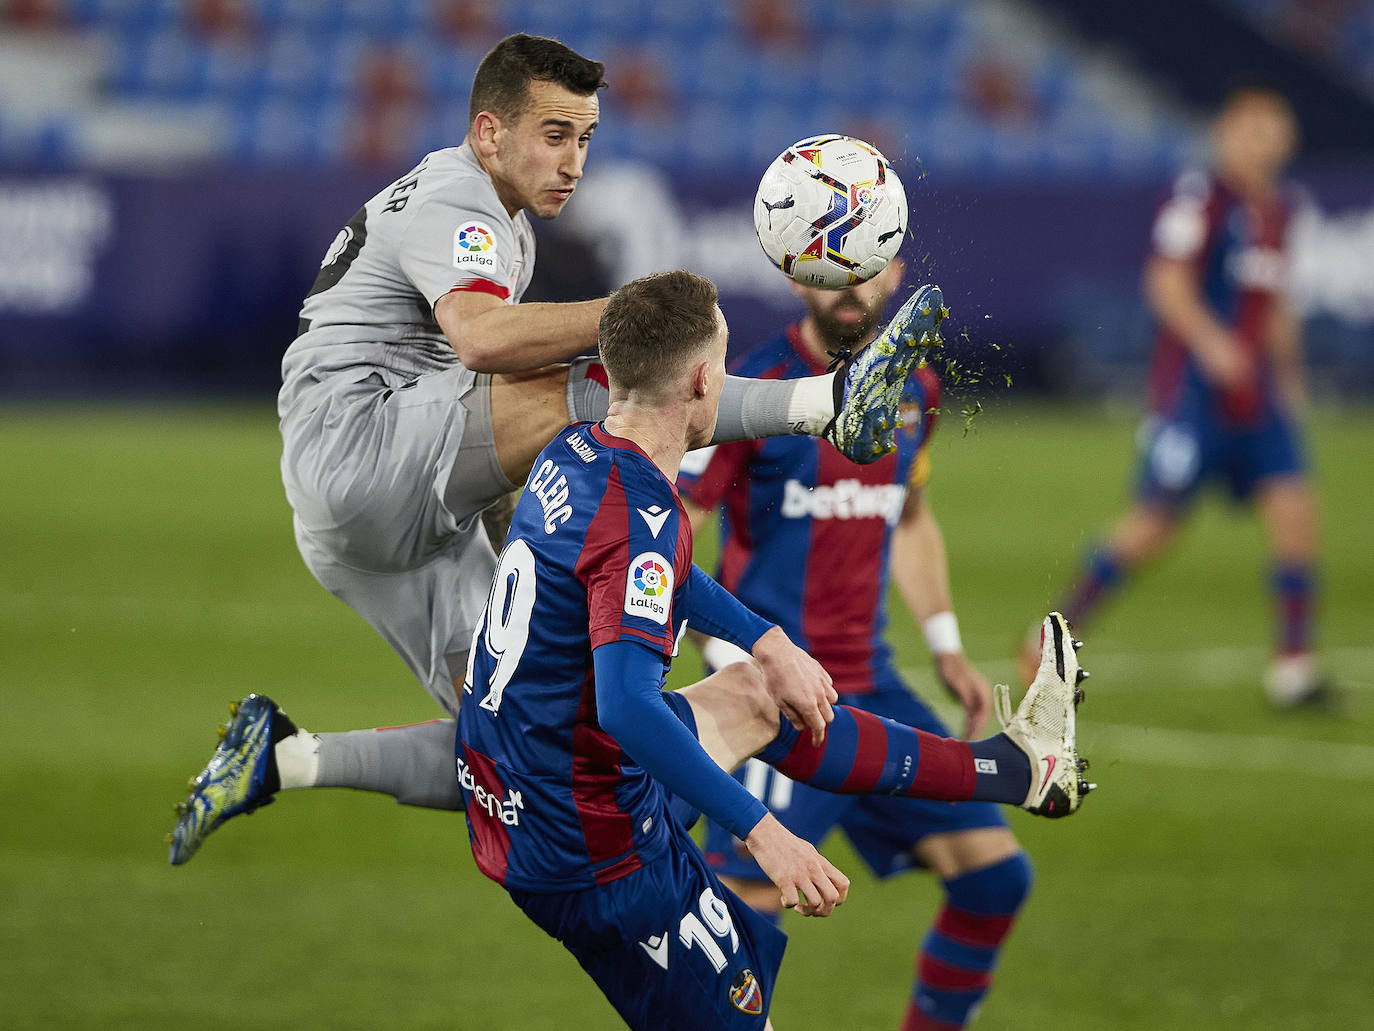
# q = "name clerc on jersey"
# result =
<box><xmin>564</xmin><ymin>430</ymin><xmax>598</xmax><ymax>464</ymax></box>
<box><xmin>528</xmin><ymin>459</ymin><xmax>573</xmax><ymax>533</ymax></box>
<box><xmin>780</xmin><ymin>478</ymin><xmax>906</xmax><ymax>525</ymax></box>
<box><xmin>625</xmin><ymin>551</ymin><xmax>673</xmax><ymax>625</ymax></box>
<box><xmin>456</xmin><ymin>754</ymin><xmax>526</xmax><ymax>827</ymax></box>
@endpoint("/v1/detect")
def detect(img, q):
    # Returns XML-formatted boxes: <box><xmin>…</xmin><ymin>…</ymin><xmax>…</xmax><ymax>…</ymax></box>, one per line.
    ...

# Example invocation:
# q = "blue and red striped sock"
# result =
<box><xmin>755</xmin><ymin>706</ymin><xmax>1029</xmax><ymax>804</ymax></box>
<box><xmin>1061</xmin><ymin>546</ymin><xmax>1123</xmax><ymax>629</ymax></box>
<box><xmin>903</xmin><ymin>852</ymin><xmax>1034</xmax><ymax>1030</ymax></box>
<box><xmin>1271</xmin><ymin>563</ymin><xmax>1315</xmax><ymax>656</ymax></box>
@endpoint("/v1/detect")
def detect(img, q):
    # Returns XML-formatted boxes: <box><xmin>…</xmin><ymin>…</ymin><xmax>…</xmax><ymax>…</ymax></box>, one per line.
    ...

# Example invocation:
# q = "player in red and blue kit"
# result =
<box><xmin>458</xmin><ymin>271</ymin><xmax>1092</xmax><ymax>1030</ymax></box>
<box><xmin>1021</xmin><ymin>83</ymin><xmax>1334</xmax><ymax>708</ymax></box>
<box><xmin>679</xmin><ymin>256</ymin><xmax>1033</xmax><ymax>1031</ymax></box>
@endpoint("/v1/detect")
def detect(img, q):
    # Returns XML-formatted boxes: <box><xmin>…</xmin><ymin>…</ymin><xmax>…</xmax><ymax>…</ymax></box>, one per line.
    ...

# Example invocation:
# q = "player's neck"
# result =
<box><xmin>1218</xmin><ymin>164</ymin><xmax>1278</xmax><ymax>201</ymax></box>
<box><xmin>602</xmin><ymin>403</ymin><xmax>689</xmax><ymax>480</ymax></box>
<box><xmin>463</xmin><ymin>135</ymin><xmax>523</xmax><ymax>217</ymax></box>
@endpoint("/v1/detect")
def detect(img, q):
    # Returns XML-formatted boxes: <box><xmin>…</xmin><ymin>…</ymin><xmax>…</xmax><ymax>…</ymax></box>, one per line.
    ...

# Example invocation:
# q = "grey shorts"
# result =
<box><xmin>280</xmin><ymin>365</ymin><xmax>515</xmax><ymax>713</ymax></box>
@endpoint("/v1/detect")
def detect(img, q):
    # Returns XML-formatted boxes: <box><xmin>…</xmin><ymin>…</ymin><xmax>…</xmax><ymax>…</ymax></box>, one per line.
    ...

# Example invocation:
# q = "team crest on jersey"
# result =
<box><xmin>625</xmin><ymin>551</ymin><xmax>672</xmax><ymax>624</ymax></box>
<box><xmin>729</xmin><ymin>969</ymin><xmax>763</xmax><ymax>1015</ymax></box>
<box><xmin>453</xmin><ymin>221</ymin><xmax>497</xmax><ymax>270</ymax></box>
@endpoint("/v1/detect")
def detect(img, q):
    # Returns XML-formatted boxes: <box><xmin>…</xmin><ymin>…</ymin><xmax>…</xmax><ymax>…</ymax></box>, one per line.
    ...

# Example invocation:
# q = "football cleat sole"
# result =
<box><xmin>994</xmin><ymin>612</ymin><xmax>1094</xmax><ymax>818</ymax></box>
<box><xmin>167</xmin><ymin>694</ymin><xmax>287</xmax><ymax>866</ymax></box>
<box><xmin>829</xmin><ymin>283</ymin><xmax>947</xmax><ymax>463</ymax></box>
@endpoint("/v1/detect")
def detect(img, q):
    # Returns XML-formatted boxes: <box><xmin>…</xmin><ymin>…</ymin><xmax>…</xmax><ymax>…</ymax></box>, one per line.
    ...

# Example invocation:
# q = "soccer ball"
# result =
<box><xmin>753</xmin><ymin>134</ymin><xmax>908</xmax><ymax>290</ymax></box>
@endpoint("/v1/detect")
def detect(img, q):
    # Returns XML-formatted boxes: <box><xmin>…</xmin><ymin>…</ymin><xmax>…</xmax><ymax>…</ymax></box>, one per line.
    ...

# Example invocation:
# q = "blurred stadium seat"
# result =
<box><xmin>0</xmin><ymin>0</ymin><xmax>1370</xmax><ymax>397</ymax></box>
<box><xmin>0</xmin><ymin>0</ymin><xmax>1200</xmax><ymax>176</ymax></box>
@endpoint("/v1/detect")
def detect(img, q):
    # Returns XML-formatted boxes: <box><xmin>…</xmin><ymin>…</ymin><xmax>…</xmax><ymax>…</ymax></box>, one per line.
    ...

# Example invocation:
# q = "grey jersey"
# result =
<box><xmin>280</xmin><ymin>144</ymin><xmax>535</xmax><ymax>415</ymax></box>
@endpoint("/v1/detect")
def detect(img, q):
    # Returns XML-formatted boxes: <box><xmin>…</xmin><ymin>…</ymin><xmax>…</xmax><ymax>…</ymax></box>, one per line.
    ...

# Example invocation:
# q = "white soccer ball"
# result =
<box><xmin>753</xmin><ymin>134</ymin><xmax>909</xmax><ymax>290</ymax></box>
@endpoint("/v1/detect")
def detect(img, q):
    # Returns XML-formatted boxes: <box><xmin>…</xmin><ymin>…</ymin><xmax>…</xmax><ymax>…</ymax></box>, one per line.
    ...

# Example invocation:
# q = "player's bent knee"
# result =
<box><xmin>959</xmin><ymin>849</ymin><xmax>1034</xmax><ymax>913</ymax></box>
<box><xmin>680</xmin><ymin>661</ymin><xmax>780</xmax><ymax>771</ymax></box>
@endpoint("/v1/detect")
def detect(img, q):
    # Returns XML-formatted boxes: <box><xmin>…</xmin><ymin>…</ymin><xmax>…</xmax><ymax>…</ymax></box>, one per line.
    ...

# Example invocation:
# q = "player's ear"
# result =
<box><xmin>471</xmin><ymin>112</ymin><xmax>500</xmax><ymax>156</ymax></box>
<box><xmin>882</xmin><ymin>255</ymin><xmax>906</xmax><ymax>286</ymax></box>
<box><xmin>690</xmin><ymin>359</ymin><xmax>711</xmax><ymax>398</ymax></box>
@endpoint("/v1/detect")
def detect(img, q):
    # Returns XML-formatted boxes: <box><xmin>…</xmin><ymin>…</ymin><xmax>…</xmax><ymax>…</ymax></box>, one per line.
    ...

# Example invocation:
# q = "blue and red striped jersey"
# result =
<box><xmin>1146</xmin><ymin>168</ymin><xmax>1298</xmax><ymax>424</ymax></box>
<box><xmin>678</xmin><ymin>325</ymin><xmax>940</xmax><ymax>694</ymax></box>
<box><xmin>457</xmin><ymin>422</ymin><xmax>693</xmax><ymax>893</ymax></box>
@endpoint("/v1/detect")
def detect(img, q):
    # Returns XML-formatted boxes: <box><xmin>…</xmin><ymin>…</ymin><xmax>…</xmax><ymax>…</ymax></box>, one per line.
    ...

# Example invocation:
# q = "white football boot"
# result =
<box><xmin>994</xmin><ymin>611</ymin><xmax>1094</xmax><ymax>817</ymax></box>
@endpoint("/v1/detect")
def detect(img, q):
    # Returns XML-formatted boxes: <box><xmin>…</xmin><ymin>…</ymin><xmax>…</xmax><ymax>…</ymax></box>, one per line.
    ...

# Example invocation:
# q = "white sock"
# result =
<box><xmin>274</xmin><ymin>729</ymin><xmax>321</xmax><ymax>790</ymax></box>
<box><xmin>786</xmin><ymin>374</ymin><xmax>835</xmax><ymax>436</ymax></box>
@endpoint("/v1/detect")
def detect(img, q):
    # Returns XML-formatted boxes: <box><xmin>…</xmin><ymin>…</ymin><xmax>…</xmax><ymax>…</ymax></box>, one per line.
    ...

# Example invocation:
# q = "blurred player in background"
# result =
<box><xmin>1021</xmin><ymin>83</ymin><xmax>1335</xmax><ymax>710</ymax></box>
<box><xmin>680</xmin><ymin>258</ymin><xmax>1033</xmax><ymax>1031</ymax></box>
<box><xmin>458</xmin><ymin>270</ymin><xmax>1091</xmax><ymax>1030</ymax></box>
<box><xmin>168</xmin><ymin>34</ymin><xmax>951</xmax><ymax>863</ymax></box>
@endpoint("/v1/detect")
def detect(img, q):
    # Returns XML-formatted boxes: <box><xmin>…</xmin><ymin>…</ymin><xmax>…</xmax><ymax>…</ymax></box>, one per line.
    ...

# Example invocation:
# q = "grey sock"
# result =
<box><xmin>315</xmin><ymin>719</ymin><xmax>462</xmax><ymax>811</ymax></box>
<box><xmin>711</xmin><ymin>375</ymin><xmax>804</xmax><ymax>443</ymax></box>
<box><xmin>569</xmin><ymin>359</ymin><xmax>826</xmax><ymax>444</ymax></box>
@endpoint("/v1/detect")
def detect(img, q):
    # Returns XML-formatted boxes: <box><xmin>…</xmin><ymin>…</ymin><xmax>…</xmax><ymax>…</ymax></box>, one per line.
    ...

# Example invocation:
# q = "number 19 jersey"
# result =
<box><xmin>457</xmin><ymin>423</ymin><xmax>694</xmax><ymax>894</ymax></box>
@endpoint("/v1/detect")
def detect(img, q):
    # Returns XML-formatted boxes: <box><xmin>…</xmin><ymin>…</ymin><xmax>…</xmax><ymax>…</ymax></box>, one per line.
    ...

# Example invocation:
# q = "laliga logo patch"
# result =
<box><xmin>633</xmin><ymin>558</ymin><xmax>667</xmax><ymax>596</ymax></box>
<box><xmin>729</xmin><ymin>969</ymin><xmax>763</xmax><ymax>1015</ymax></box>
<box><xmin>453</xmin><ymin>221</ymin><xmax>497</xmax><ymax>269</ymax></box>
<box><xmin>456</xmin><ymin>223</ymin><xmax>493</xmax><ymax>251</ymax></box>
<box><xmin>624</xmin><ymin>551</ymin><xmax>672</xmax><ymax>625</ymax></box>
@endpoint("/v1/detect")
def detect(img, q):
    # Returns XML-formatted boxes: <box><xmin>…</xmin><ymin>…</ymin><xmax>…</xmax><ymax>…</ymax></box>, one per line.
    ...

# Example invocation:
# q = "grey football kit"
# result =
<box><xmin>269</xmin><ymin>144</ymin><xmax>875</xmax><ymax>814</ymax></box>
<box><xmin>168</xmin><ymin>140</ymin><xmax>947</xmax><ymax>864</ymax></box>
<box><xmin>281</xmin><ymin>144</ymin><xmax>532</xmax><ymax>716</ymax></box>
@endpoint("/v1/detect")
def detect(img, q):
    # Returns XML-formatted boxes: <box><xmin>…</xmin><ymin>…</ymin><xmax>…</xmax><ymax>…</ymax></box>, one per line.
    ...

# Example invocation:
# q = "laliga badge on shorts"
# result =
<box><xmin>729</xmin><ymin>968</ymin><xmax>764</xmax><ymax>1016</ymax></box>
<box><xmin>452</xmin><ymin>220</ymin><xmax>498</xmax><ymax>271</ymax></box>
<box><xmin>624</xmin><ymin>551</ymin><xmax>672</xmax><ymax>625</ymax></box>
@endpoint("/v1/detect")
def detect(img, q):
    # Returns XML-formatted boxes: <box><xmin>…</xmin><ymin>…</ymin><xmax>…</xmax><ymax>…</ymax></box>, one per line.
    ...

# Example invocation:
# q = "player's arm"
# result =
<box><xmin>434</xmin><ymin>289</ymin><xmax>608</xmax><ymax>373</ymax></box>
<box><xmin>890</xmin><ymin>485</ymin><xmax>991</xmax><ymax>738</ymax></box>
<box><xmin>592</xmin><ymin>640</ymin><xmax>848</xmax><ymax>916</ymax></box>
<box><xmin>683</xmin><ymin>564</ymin><xmax>837</xmax><ymax>745</ymax></box>
<box><xmin>1266</xmin><ymin>294</ymin><xmax>1308</xmax><ymax>416</ymax></box>
<box><xmin>1143</xmin><ymin>254</ymin><xmax>1255</xmax><ymax>392</ymax></box>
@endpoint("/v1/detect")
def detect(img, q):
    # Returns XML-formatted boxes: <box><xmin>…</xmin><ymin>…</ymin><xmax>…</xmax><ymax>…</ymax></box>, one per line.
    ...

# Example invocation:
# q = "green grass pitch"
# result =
<box><xmin>2</xmin><ymin>401</ymin><xmax>1371</xmax><ymax>1029</ymax></box>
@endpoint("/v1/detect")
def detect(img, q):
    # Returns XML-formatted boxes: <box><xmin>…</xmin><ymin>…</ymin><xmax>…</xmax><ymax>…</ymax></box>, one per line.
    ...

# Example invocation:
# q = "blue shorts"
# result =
<box><xmin>1135</xmin><ymin>391</ymin><xmax>1308</xmax><ymax>507</ymax></box>
<box><xmin>510</xmin><ymin>817</ymin><xmax>787</xmax><ymax>1030</ymax></box>
<box><xmin>703</xmin><ymin>677</ymin><xmax>1007</xmax><ymax>884</ymax></box>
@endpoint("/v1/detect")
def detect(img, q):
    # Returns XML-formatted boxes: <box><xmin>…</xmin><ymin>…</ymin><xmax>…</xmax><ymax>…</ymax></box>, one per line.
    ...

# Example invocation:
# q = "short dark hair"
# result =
<box><xmin>599</xmin><ymin>271</ymin><xmax>721</xmax><ymax>398</ymax></box>
<box><xmin>468</xmin><ymin>34</ymin><xmax>605</xmax><ymax>128</ymax></box>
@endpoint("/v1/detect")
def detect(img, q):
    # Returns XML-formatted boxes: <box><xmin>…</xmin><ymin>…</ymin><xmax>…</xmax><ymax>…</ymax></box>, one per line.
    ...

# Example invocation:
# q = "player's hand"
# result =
<box><xmin>934</xmin><ymin>651</ymin><xmax>993</xmax><ymax>739</ymax></box>
<box><xmin>743</xmin><ymin>813</ymin><xmax>850</xmax><ymax>918</ymax></box>
<box><xmin>751</xmin><ymin>626</ymin><xmax>837</xmax><ymax>745</ymax></box>
<box><xmin>1196</xmin><ymin>332</ymin><xmax>1256</xmax><ymax>392</ymax></box>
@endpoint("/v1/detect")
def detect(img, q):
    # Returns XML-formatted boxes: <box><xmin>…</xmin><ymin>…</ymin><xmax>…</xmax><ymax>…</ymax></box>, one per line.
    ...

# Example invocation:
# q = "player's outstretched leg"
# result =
<box><xmin>735</xmin><ymin>612</ymin><xmax>1093</xmax><ymax>816</ymax></box>
<box><xmin>168</xmin><ymin>700</ymin><xmax>465</xmax><ymax>864</ymax></box>
<box><xmin>563</xmin><ymin>283</ymin><xmax>947</xmax><ymax>463</ymax></box>
<box><xmin>167</xmin><ymin>694</ymin><xmax>293</xmax><ymax>865</ymax></box>
<box><xmin>827</xmin><ymin>283</ymin><xmax>948</xmax><ymax>463</ymax></box>
<box><xmin>996</xmin><ymin>612</ymin><xmax>1094</xmax><ymax>817</ymax></box>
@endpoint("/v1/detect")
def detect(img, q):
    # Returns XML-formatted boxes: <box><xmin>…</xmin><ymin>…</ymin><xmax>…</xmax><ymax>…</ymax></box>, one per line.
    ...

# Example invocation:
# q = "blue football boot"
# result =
<box><xmin>827</xmin><ymin>283</ymin><xmax>948</xmax><ymax>463</ymax></box>
<box><xmin>167</xmin><ymin>694</ymin><xmax>293</xmax><ymax>865</ymax></box>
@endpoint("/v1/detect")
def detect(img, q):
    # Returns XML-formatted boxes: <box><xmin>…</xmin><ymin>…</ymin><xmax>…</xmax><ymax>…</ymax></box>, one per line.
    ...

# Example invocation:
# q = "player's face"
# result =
<box><xmin>792</xmin><ymin>258</ymin><xmax>904</xmax><ymax>349</ymax></box>
<box><xmin>485</xmin><ymin>80</ymin><xmax>599</xmax><ymax>220</ymax></box>
<box><xmin>1214</xmin><ymin>94</ymin><xmax>1297</xmax><ymax>186</ymax></box>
